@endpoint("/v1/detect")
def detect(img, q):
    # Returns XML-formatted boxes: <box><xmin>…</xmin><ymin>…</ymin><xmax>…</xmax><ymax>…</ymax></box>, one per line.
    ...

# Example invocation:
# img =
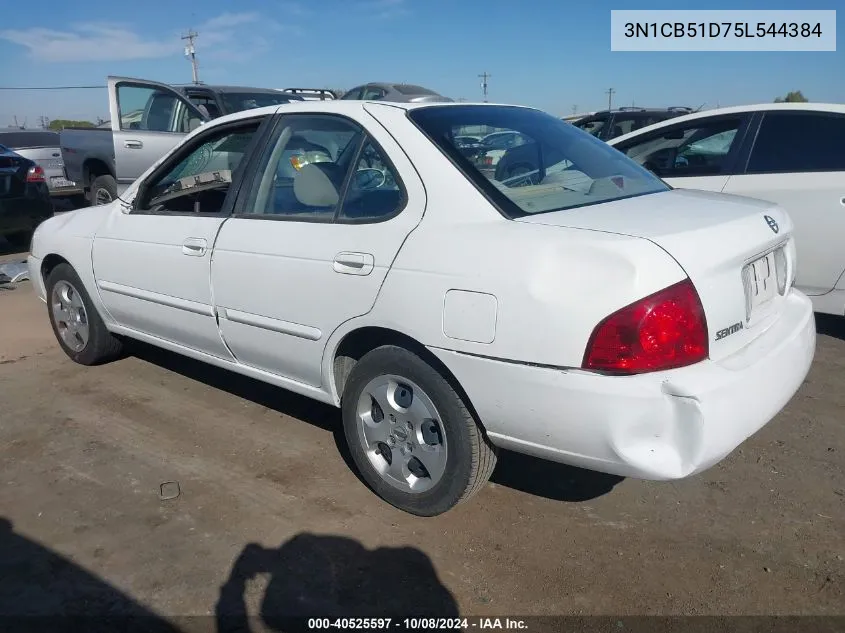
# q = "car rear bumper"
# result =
<box><xmin>430</xmin><ymin>289</ymin><xmax>815</xmax><ymax>480</ymax></box>
<box><xmin>0</xmin><ymin>194</ymin><xmax>53</xmax><ymax>234</ymax></box>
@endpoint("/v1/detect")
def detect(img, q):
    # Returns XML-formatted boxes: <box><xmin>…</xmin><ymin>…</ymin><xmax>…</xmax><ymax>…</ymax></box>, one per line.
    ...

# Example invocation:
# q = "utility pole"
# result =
<box><xmin>182</xmin><ymin>30</ymin><xmax>200</xmax><ymax>84</ymax></box>
<box><xmin>478</xmin><ymin>72</ymin><xmax>491</xmax><ymax>102</ymax></box>
<box><xmin>572</xmin><ymin>104</ymin><xmax>578</xmax><ymax>115</ymax></box>
<box><xmin>606</xmin><ymin>87</ymin><xmax>615</xmax><ymax>111</ymax></box>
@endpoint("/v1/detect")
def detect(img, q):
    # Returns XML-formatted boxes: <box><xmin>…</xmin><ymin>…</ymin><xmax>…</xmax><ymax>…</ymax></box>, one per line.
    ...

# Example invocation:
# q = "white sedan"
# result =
<box><xmin>608</xmin><ymin>103</ymin><xmax>845</xmax><ymax>316</ymax></box>
<box><xmin>28</xmin><ymin>86</ymin><xmax>816</xmax><ymax>516</ymax></box>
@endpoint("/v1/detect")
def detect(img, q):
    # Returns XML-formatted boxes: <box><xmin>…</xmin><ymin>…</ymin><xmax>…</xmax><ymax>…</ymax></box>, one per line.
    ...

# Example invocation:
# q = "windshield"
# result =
<box><xmin>409</xmin><ymin>105</ymin><xmax>669</xmax><ymax>219</ymax></box>
<box><xmin>220</xmin><ymin>92</ymin><xmax>298</xmax><ymax>113</ymax></box>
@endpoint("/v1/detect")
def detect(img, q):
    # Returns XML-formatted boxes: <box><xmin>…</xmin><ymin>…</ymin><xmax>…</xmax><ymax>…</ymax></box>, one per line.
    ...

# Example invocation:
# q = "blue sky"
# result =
<box><xmin>0</xmin><ymin>0</ymin><xmax>842</xmax><ymax>124</ymax></box>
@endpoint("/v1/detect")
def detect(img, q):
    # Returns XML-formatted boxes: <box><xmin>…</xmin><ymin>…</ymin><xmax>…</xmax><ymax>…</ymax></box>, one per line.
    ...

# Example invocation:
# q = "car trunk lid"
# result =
<box><xmin>516</xmin><ymin>188</ymin><xmax>796</xmax><ymax>362</ymax></box>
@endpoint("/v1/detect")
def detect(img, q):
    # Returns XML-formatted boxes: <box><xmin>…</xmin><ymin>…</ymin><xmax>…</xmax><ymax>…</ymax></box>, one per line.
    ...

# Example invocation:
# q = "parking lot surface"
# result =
<box><xmin>1</xmin><ymin>243</ymin><xmax>843</xmax><ymax>621</ymax></box>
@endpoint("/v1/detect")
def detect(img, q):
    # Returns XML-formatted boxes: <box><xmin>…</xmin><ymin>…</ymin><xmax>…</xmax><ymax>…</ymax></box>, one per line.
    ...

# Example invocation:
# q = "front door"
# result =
<box><xmin>107</xmin><ymin>76</ymin><xmax>208</xmax><ymax>195</ymax></box>
<box><xmin>210</xmin><ymin>111</ymin><xmax>425</xmax><ymax>387</ymax></box>
<box><xmin>92</xmin><ymin>116</ymin><xmax>267</xmax><ymax>359</ymax></box>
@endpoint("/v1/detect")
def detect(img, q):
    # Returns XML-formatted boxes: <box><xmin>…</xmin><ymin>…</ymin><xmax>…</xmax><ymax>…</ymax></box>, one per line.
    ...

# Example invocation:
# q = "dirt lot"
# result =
<box><xmin>0</xmin><ymin>242</ymin><xmax>843</xmax><ymax>625</ymax></box>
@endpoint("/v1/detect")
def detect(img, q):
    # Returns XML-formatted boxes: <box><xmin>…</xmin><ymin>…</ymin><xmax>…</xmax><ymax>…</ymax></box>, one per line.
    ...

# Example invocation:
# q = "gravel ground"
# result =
<box><xmin>0</xmin><ymin>241</ymin><xmax>843</xmax><ymax>626</ymax></box>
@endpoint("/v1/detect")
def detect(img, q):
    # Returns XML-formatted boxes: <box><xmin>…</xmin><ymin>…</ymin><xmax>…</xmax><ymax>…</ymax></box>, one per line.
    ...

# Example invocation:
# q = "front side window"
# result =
<box><xmin>137</xmin><ymin>122</ymin><xmax>261</xmax><ymax>214</ymax></box>
<box><xmin>410</xmin><ymin>105</ymin><xmax>669</xmax><ymax>219</ymax></box>
<box><xmin>615</xmin><ymin>117</ymin><xmax>744</xmax><ymax>178</ymax></box>
<box><xmin>747</xmin><ymin>112</ymin><xmax>845</xmax><ymax>174</ymax></box>
<box><xmin>117</xmin><ymin>84</ymin><xmax>201</xmax><ymax>133</ymax></box>
<box><xmin>244</xmin><ymin>115</ymin><xmax>404</xmax><ymax>222</ymax></box>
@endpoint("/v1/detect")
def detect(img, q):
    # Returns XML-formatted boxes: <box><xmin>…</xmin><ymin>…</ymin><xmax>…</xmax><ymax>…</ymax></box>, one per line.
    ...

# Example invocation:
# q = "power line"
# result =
<box><xmin>0</xmin><ymin>85</ymin><xmax>106</xmax><ymax>90</ymax></box>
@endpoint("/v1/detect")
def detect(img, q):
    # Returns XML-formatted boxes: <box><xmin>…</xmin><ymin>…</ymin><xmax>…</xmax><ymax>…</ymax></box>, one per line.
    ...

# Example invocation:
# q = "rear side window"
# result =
<box><xmin>747</xmin><ymin>112</ymin><xmax>845</xmax><ymax>174</ymax></box>
<box><xmin>410</xmin><ymin>105</ymin><xmax>669</xmax><ymax>219</ymax></box>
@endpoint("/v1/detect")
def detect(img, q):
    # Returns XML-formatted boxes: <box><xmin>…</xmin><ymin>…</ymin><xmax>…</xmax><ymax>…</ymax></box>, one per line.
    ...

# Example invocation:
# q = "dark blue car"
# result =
<box><xmin>0</xmin><ymin>143</ymin><xmax>53</xmax><ymax>249</ymax></box>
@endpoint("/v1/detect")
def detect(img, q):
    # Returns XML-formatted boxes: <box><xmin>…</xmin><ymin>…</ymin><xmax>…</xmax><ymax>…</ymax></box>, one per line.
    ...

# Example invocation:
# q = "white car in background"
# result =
<box><xmin>609</xmin><ymin>103</ymin><xmax>845</xmax><ymax>317</ymax></box>
<box><xmin>28</xmin><ymin>90</ymin><xmax>815</xmax><ymax>516</ymax></box>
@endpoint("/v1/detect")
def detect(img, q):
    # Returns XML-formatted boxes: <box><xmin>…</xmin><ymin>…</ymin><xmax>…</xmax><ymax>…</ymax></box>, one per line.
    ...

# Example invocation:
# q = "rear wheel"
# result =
<box><xmin>46</xmin><ymin>263</ymin><xmax>123</xmax><ymax>365</ymax></box>
<box><xmin>89</xmin><ymin>174</ymin><xmax>117</xmax><ymax>206</ymax></box>
<box><xmin>341</xmin><ymin>345</ymin><xmax>497</xmax><ymax>516</ymax></box>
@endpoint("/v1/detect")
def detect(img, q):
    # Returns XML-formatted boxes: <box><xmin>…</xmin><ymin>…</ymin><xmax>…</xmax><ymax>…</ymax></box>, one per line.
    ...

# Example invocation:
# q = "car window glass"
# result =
<box><xmin>219</xmin><ymin>92</ymin><xmax>297</xmax><ymax>113</ymax></box>
<box><xmin>340</xmin><ymin>87</ymin><xmax>364</xmax><ymax>100</ymax></box>
<box><xmin>616</xmin><ymin>117</ymin><xmax>743</xmax><ymax>178</ymax></box>
<box><xmin>139</xmin><ymin>122</ymin><xmax>260</xmax><ymax>214</ymax></box>
<box><xmin>361</xmin><ymin>87</ymin><xmax>386</xmax><ymax>100</ymax></box>
<box><xmin>188</xmin><ymin>95</ymin><xmax>221</xmax><ymax>118</ymax></box>
<box><xmin>747</xmin><ymin>112</ymin><xmax>845</xmax><ymax>174</ymax></box>
<box><xmin>338</xmin><ymin>140</ymin><xmax>404</xmax><ymax>221</ymax></box>
<box><xmin>410</xmin><ymin>106</ymin><xmax>669</xmax><ymax>219</ymax></box>
<box><xmin>246</xmin><ymin>115</ymin><xmax>362</xmax><ymax>220</ymax></box>
<box><xmin>575</xmin><ymin>117</ymin><xmax>606</xmax><ymax>137</ymax></box>
<box><xmin>611</xmin><ymin>115</ymin><xmax>662</xmax><ymax>137</ymax></box>
<box><xmin>117</xmin><ymin>84</ymin><xmax>200</xmax><ymax>133</ymax></box>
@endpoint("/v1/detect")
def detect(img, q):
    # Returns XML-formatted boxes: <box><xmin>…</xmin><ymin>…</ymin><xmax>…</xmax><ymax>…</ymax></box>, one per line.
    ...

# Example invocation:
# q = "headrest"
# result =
<box><xmin>293</xmin><ymin>163</ymin><xmax>340</xmax><ymax>208</ymax></box>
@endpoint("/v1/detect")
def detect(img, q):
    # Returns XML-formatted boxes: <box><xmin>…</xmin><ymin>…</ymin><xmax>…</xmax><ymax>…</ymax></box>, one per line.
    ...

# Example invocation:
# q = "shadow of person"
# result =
<box><xmin>0</xmin><ymin>517</ymin><xmax>179</xmax><ymax>632</ymax></box>
<box><xmin>216</xmin><ymin>534</ymin><xmax>459</xmax><ymax>633</ymax></box>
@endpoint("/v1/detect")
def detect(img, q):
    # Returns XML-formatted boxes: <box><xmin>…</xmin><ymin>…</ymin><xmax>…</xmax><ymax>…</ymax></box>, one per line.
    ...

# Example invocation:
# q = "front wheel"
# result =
<box><xmin>341</xmin><ymin>345</ymin><xmax>497</xmax><ymax>516</ymax></box>
<box><xmin>45</xmin><ymin>263</ymin><xmax>124</xmax><ymax>365</ymax></box>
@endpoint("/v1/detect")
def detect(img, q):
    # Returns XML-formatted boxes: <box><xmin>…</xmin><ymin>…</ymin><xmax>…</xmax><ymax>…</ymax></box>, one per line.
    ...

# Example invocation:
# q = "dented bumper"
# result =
<box><xmin>430</xmin><ymin>289</ymin><xmax>815</xmax><ymax>480</ymax></box>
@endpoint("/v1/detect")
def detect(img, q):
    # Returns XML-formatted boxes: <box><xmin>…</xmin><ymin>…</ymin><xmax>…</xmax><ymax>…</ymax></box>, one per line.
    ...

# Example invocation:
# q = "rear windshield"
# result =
<box><xmin>220</xmin><ymin>92</ymin><xmax>298</xmax><ymax>113</ymax></box>
<box><xmin>0</xmin><ymin>131</ymin><xmax>59</xmax><ymax>149</ymax></box>
<box><xmin>409</xmin><ymin>105</ymin><xmax>669</xmax><ymax>219</ymax></box>
<box><xmin>395</xmin><ymin>84</ymin><xmax>439</xmax><ymax>96</ymax></box>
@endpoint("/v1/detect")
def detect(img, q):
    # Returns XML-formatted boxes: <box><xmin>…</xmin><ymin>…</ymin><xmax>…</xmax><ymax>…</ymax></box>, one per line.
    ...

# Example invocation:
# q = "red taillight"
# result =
<box><xmin>483</xmin><ymin>156</ymin><xmax>493</xmax><ymax>166</ymax></box>
<box><xmin>26</xmin><ymin>165</ymin><xmax>46</xmax><ymax>183</ymax></box>
<box><xmin>582</xmin><ymin>278</ymin><xmax>709</xmax><ymax>374</ymax></box>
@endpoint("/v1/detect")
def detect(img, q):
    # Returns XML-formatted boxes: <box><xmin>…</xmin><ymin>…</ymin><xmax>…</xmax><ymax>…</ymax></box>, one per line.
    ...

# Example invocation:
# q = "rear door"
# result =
<box><xmin>107</xmin><ymin>76</ymin><xmax>208</xmax><ymax>192</ymax></box>
<box><xmin>612</xmin><ymin>113</ymin><xmax>754</xmax><ymax>192</ymax></box>
<box><xmin>722</xmin><ymin>110</ymin><xmax>845</xmax><ymax>296</ymax></box>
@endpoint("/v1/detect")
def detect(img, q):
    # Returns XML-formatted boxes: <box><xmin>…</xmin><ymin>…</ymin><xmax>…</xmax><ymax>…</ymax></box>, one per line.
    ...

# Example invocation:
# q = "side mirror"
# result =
<box><xmin>662</xmin><ymin>128</ymin><xmax>685</xmax><ymax>140</ymax></box>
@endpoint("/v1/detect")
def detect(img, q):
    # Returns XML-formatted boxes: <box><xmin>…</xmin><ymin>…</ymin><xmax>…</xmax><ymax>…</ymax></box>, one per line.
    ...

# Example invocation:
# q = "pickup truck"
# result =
<box><xmin>60</xmin><ymin>77</ymin><xmax>311</xmax><ymax>205</ymax></box>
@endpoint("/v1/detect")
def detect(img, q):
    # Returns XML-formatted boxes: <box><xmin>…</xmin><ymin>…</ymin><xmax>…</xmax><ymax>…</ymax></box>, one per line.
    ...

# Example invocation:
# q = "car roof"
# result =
<box><xmin>175</xmin><ymin>84</ymin><xmax>285</xmax><ymax>95</ymax></box>
<box><xmin>609</xmin><ymin>102</ymin><xmax>845</xmax><ymax>145</ymax></box>
<box><xmin>205</xmin><ymin>100</ymin><xmax>535</xmax><ymax>127</ymax></box>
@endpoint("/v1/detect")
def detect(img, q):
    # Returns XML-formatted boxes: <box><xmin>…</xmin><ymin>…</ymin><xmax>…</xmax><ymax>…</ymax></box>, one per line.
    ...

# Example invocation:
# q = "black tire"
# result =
<box><xmin>4</xmin><ymin>230</ymin><xmax>32</xmax><ymax>249</ymax></box>
<box><xmin>341</xmin><ymin>345</ymin><xmax>497</xmax><ymax>516</ymax></box>
<box><xmin>89</xmin><ymin>174</ymin><xmax>117</xmax><ymax>206</ymax></box>
<box><xmin>45</xmin><ymin>263</ymin><xmax>124</xmax><ymax>365</ymax></box>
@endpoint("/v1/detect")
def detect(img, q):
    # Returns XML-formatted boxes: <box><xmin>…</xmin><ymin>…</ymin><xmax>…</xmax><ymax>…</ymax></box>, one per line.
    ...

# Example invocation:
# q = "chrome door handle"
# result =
<box><xmin>182</xmin><ymin>237</ymin><xmax>207</xmax><ymax>256</ymax></box>
<box><xmin>333</xmin><ymin>252</ymin><xmax>374</xmax><ymax>275</ymax></box>
<box><xmin>124</xmin><ymin>140</ymin><xmax>143</xmax><ymax>149</ymax></box>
